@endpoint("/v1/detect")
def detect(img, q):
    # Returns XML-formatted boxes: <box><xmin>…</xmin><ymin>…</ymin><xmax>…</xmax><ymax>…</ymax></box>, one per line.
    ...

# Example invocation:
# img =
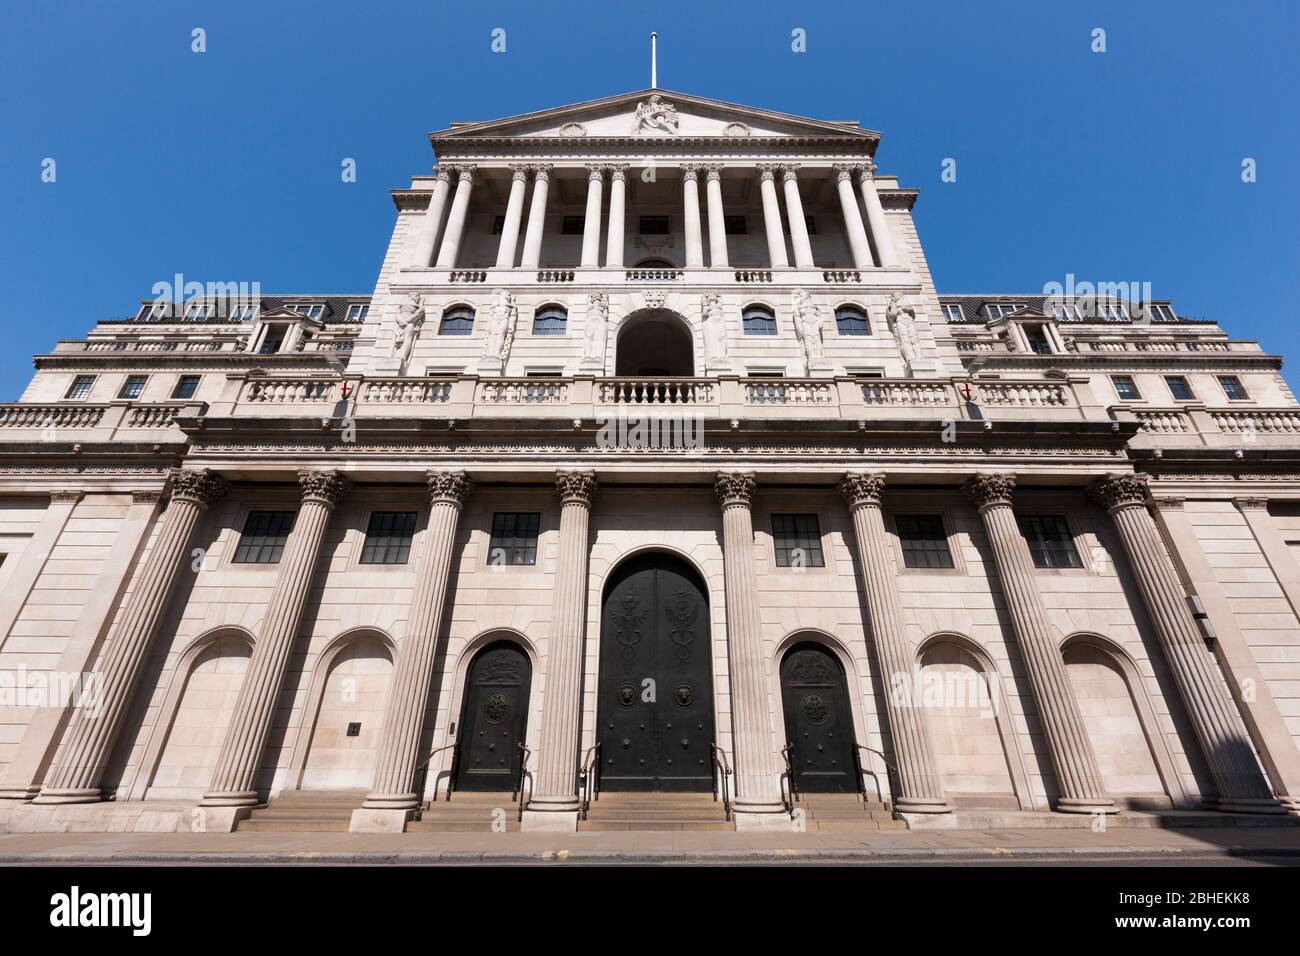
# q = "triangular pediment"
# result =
<box><xmin>431</xmin><ymin>89</ymin><xmax>878</xmax><ymax>142</ymax></box>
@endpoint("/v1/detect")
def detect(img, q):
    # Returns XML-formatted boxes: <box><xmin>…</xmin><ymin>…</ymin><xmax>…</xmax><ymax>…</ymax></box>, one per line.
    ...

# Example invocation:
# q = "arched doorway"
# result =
<box><xmin>779</xmin><ymin>643</ymin><xmax>858</xmax><ymax>793</ymax></box>
<box><xmin>453</xmin><ymin>642</ymin><xmax>532</xmax><ymax>792</ymax></box>
<box><xmin>596</xmin><ymin>552</ymin><xmax>715</xmax><ymax>792</ymax></box>
<box><xmin>614</xmin><ymin>309</ymin><xmax>695</xmax><ymax>376</ymax></box>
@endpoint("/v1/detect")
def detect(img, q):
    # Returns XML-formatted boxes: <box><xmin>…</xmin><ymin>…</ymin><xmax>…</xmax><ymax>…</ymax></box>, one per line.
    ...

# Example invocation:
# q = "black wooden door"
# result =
<box><xmin>780</xmin><ymin>644</ymin><xmax>857</xmax><ymax>793</ymax></box>
<box><xmin>454</xmin><ymin>643</ymin><xmax>531</xmax><ymax>792</ymax></box>
<box><xmin>597</xmin><ymin>554</ymin><xmax>715</xmax><ymax>792</ymax></box>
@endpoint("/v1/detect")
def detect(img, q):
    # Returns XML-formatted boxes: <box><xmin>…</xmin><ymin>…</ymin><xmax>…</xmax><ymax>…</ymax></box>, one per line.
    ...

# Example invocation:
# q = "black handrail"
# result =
<box><xmin>853</xmin><ymin>743</ymin><xmax>897</xmax><ymax>812</ymax></box>
<box><xmin>411</xmin><ymin>742</ymin><xmax>458</xmax><ymax>821</ymax></box>
<box><xmin>779</xmin><ymin>742</ymin><xmax>800</xmax><ymax>815</ymax></box>
<box><xmin>578</xmin><ymin>742</ymin><xmax>601</xmax><ymax>820</ymax></box>
<box><xmin>514</xmin><ymin>743</ymin><xmax>532</xmax><ymax>823</ymax></box>
<box><xmin>709</xmin><ymin>743</ymin><xmax>733</xmax><ymax>822</ymax></box>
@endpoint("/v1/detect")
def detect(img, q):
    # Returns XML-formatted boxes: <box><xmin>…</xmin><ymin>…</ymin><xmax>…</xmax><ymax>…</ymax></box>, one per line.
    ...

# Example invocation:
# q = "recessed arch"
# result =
<box><xmin>614</xmin><ymin>308</ymin><xmax>696</xmax><ymax>376</ymax></box>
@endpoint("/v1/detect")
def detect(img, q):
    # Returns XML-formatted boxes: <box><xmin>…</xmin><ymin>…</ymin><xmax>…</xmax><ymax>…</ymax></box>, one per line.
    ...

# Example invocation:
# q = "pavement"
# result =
<box><xmin>3</xmin><ymin>825</ymin><xmax>1300</xmax><ymax>865</ymax></box>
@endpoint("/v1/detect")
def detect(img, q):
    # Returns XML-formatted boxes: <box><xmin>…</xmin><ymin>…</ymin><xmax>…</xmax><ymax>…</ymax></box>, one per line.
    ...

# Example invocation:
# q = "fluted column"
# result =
<box><xmin>833</xmin><ymin>164</ymin><xmax>873</xmax><ymax>269</ymax></box>
<box><xmin>408</xmin><ymin>165</ymin><xmax>453</xmax><ymax>268</ymax></box>
<box><xmin>34</xmin><ymin>471</ymin><xmax>228</xmax><ymax>804</ymax></box>
<box><xmin>703</xmin><ymin>165</ymin><xmax>729</xmax><ymax>268</ymax></box>
<box><xmin>519</xmin><ymin>164</ymin><xmax>551</xmax><ymax>269</ymax></box>
<box><xmin>527</xmin><ymin>471</ymin><xmax>597</xmax><ymax>822</ymax></box>
<box><xmin>494</xmin><ymin>165</ymin><xmax>530</xmax><ymax>268</ymax></box>
<box><xmin>681</xmin><ymin>165</ymin><xmax>704</xmax><ymax>268</ymax></box>
<box><xmin>362</xmin><ymin>471</ymin><xmax>473</xmax><ymax>811</ymax></box>
<box><xmin>857</xmin><ymin>164</ymin><xmax>900</xmax><ymax>268</ymax></box>
<box><xmin>715</xmin><ymin>473</ymin><xmax>785</xmax><ymax>821</ymax></box>
<box><xmin>434</xmin><ymin>165</ymin><xmax>476</xmax><ymax>268</ymax></box>
<box><xmin>1090</xmin><ymin>474</ymin><xmax>1281</xmax><ymax>812</ymax></box>
<box><xmin>604</xmin><ymin>165</ymin><xmax>627</xmax><ymax>269</ymax></box>
<box><xmin>963</xmin><ymin>474</ymin><xmax>1115</xmax><ymax>813</ymax></box>
<box><xmin>580</xmin><ymin>165</ymin><xmax>605</xmax><ymax>268</ymax></box>
<box><xmin>201</xmin><ymin>470</ymin><xmax>350</xmax><ymax>809</ymax></box>
<box><xmin>781</xmin><ymin>165</ymin><xmax>815</xmax><ymax>268</ymax></box>
<box><xmin>757</xmin><ymin>165</ymin><xmax>789</xmax><ymax>269</ymax></box>
<box><xmin>839</xmin><ymin>474</ymin><xmax>950</xmax><ymax>812</ymax></box>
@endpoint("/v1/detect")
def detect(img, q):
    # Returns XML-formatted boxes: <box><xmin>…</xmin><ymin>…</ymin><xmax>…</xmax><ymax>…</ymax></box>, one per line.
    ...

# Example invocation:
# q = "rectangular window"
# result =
<box><xmin>345</xmin><ymin>304</ymin><xmax>370</xmax><ymax>323</ymax></box>
<box><xmin>360</xmin><ymin>511</ymin><xmax>418</xmax><ymax>565</ymax></box>
<box><xmin>561</xmin><ymin>215</ymin><xmax>585</xmax><ymax>235</ymax></box>
<box><xmin>1165</xmin><ymin>375</ymin><xmax>1195</xmax><ymax>401</ymax></box>
<box><xmin>488</xmin><ymin>512</ymin><xmax>541</xmax><ymax>566</ymax></box>
<box><xmin>639</xmin><ymin>215</ymin><xmax>670</xmax><ymax>235</ymax></box>
<box><xmin>172</xmin><ymin>375</ymin><xmax>201</xmax><ymax>399</ymax></box>
<box><xmin>233</xmin><ymin>510</ymin><xmax>297</xmax><ymax>564</ymax></box>
<box><xmin>896</xmin><ymin>515</ymin><xmax>954</xmax><ymax>569</ymax></box>
<box><xmin>1217</xmin><ymin>375</ymin><xmax>1249</xmax><ymax>400</ymax></box>
<box><xmin>1111</xmin><ymin>375</ymin><xmax>1141</xmax><ymax>401</ymax></box>
<box><xmin>1017</xmin><ymin>515</ymin><xmax>1082</xmax><ymax>569</ymax></box>
<box><xmin>65</xmin><ymin>375</ymin><xmax>96</xmax><ymax>400</ymax></box>
<box><xmin>724</xmin><ymin>215</ymin><xmax>747</xmax><ymax>235</ymax></box>
<box><xmin>942</xmin><ymin>303</ymin><xmax>965</xmax><ymax>322</ymax></box>
<box><xmin>771</xmin><ymin>514</ymin><xmax>825</xmax><ymax>568</ymax></box>
<box><xmin>118</xmin><ymin>375</ymin><xmax>148</xmax><ymax>399</ymax></box>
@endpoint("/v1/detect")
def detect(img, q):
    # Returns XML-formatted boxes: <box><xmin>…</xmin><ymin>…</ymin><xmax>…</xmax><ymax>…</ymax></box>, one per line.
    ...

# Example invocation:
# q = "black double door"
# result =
<box><xmin>454</xmin><ymin>642</ymin><xmax>531</xmax><ymax>792</ymax></box>
<box><xmin>780</xmin><ymin>644</ymin><xmax>858</xmax><ymax>793</ymax></box>
<box><xmin>597</xmin><ymin>554</ymin><xmax>715</xmax><ymax>792</ymax></box>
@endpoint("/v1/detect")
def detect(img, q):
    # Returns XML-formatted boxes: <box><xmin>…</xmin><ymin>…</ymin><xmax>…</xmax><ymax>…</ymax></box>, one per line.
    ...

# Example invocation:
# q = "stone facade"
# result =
<box><xmin>2</xmin><ymin>89</ymin><xmax>1300</xmax><ymax>834</ymax></box>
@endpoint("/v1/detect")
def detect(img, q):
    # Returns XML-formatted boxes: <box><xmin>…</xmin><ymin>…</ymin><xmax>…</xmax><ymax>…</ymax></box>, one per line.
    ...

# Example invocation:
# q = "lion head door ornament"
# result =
<box><xmin>663</xmin><ymin>588</ymin><xmax>700</xmax><ymax>670</ymax></box>
<box><xmin>632</xmin><ymin>94</ymin><xmax>680</xmax><ymax>135</ymax></box>
<box><xmin>612</xmin><ymin>592</ymin><xmax>648</xmax><ymax>672</ymax></box>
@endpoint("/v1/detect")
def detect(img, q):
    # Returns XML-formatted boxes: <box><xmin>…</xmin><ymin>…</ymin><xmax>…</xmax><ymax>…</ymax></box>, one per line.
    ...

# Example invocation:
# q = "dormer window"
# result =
<box><xmin>287</xmin><ymin>303</ymin><xmax>324</xmax><ymax>321</ymax></box>
<box><xmin>345</xmin><ymin>304</ymin><xmax>370</xmax><ymax>323</ymax></box>
<box><xmin>984</xmin><ymin>303</ymin><xmax>1026</xmax><ymax>320</ymax></box>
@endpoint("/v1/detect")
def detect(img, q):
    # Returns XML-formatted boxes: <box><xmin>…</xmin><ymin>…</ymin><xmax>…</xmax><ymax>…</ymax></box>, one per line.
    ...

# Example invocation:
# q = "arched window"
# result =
<box><xmin>835</xmin><ymin>306</ymin><xmax>870</xmax><ymax>336</ymax></box>
<box><xmin>438</xmin><ymin>306</ymin><xmax>475</xmax><ymax>336</ymax></box>
<box><xmin>742</xmin><ymin>305</ymin><xmax>777</xmax><ymax>336</ymax></box>
<box><xmin>532</xmin><ymin>305</ymin><xmax>567</xmax><ymax>336</ymax></box>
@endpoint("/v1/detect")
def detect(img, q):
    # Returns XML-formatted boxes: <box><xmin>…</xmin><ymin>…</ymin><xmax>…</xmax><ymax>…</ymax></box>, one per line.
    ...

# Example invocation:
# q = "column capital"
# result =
<box><xmin>169</xmin><ymin>468</ymin><xmax>229</xmax><ymax>508</ymax></box>
<box><xmin>680</xmin><ymin>164</ymin><xmax>701</xmax><ymax>181</ymax></box>
<box><xmin>714</xmin><ymin>471</ymin><xmax>756</xmax><ymax>509</ymax></box>
<box><xmin>701</xmin><ymin>163</ymin><xmax>723</xmax><ymax>182</ymax></box>
<box><xmin>856</xmin><ymin>162</ymin><xmax>879</xmax><ymax>183</ymax></box>
<box><xmin>556</xmin><ymin>470</ymin><xmax>598</xmax><ymax>506</ymax></box>
<box><xmin>530</xmin><ymin>163</ymin><xmax>553</xmax><ymax>183</ymax></box>
<box><xmin>963</xmin><ymin>473</ymin><xmax>1016</xmax><ymax>510</ymax></box>
<box><xmin>431</xmin><ymin>165</ymin><xmax>454</xmax><ymax>183</ymax></box>
<box><xmin>298</xmin><ymin>470</ymin><xmax>351</xmax><ymax>507</ymax></box>
<box><xmin>756</xmin><ymin>163</ymin><xmax>781</xmax><ymax>183</ymax></box>
<box><xmin>839</xmin><ymin>472</ymin><xmax>886</xmax><ymax>509</ymax></box>
<box><xmin>508</xmin><ymin>164</ymin><xmax>531</xmax><ymax>182</ymax></box>
<box><xmin>1234</xmin><ymin>496</ymin><xmax>1270</xmax><ymax>512</ymax></box>
<box><xmin>426</xmin><ymin>470</ymin><xmax>474</xmax><ymax>506</ymax></box>
<box><xmin>1087</xmin><ymin>473</ymin><xmax>1150</xmax><ymax>511</ymax></box>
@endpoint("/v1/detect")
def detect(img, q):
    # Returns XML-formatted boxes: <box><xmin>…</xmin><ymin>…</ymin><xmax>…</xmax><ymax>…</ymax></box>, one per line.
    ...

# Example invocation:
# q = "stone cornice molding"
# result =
<box><xmin>170</xmin><ymin>467</ymin><xmax>229</xmax><ymax>508</ymax></box>
<box><xmin>556</xmin><ymin>469</ymin><xmax>597</xmax><ymax>506</ymax></box>
<box><xmin>1087</xmin><ymin>472</ymin><xmax>1150</xmax><ymax>511</ymax></box>
<box><xmin>714</xmin><ymin>471</ymin><xmax>756</xmax><ymax>509</ymax></box>
<box><xmin>838</xmin><ymin>471</ymin><xmax>886</xmax><ymax>509</ymax></box>
<box><xmin>426</xmin><ymin>469</ymin><xmax>474</xmax><ymax>506</ymax></box>
<box><xmin>298</xmin><ymin>469</ymin><xmax>350</xmax><ymax>507</ymax></box>
<box><xmin>963</xmin><ymin>472</ymin><xmax>1017</xmax><ymax>511</ymax></box>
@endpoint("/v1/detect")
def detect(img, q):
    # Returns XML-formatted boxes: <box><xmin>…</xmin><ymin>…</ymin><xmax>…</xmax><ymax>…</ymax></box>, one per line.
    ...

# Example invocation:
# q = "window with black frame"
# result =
<box><xmin>360</xmin><ymin>511</ymin><xmax>418</xmax><ymax>564</ymax></box>
<box><xmin>1017</xmin><ymin>515</ymin><xmax>1082</xmax><ymax>569</ymax></box>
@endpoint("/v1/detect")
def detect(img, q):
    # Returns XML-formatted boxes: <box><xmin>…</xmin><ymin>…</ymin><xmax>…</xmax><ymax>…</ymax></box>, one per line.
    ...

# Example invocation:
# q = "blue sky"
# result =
<box><xmin>1</xmin><ymin>0</ymin><xmax>1297</xmax><ymax>399</ymax></box>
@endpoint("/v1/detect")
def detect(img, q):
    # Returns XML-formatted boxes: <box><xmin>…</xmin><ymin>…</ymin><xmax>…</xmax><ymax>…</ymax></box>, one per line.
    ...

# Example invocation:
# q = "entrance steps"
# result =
<box><xmin>578</xmin><ymin>792</ymin><xmax>735</xmax><ymax>831</ymax></box>
<box><xmin>407</xmin><ymin>792</ymin><xmax>523</xmax><ymax>833</ymax></box>
<box><xmin>238</xmin><ymin>789</ymin><xmax>366</xmax><ymax>832</ymax></box>
<box><xmin>791</xmin><ymin>793</ymin><xmax>907</xmax><ymax>831</ymax></box>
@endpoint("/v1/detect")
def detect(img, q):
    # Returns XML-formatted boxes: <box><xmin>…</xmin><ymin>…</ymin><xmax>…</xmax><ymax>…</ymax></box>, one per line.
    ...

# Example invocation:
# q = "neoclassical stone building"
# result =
<box><xmin>2</xmin><ymin>88</ymin><xmax>1300</xmax><ymax>834</ymax></box>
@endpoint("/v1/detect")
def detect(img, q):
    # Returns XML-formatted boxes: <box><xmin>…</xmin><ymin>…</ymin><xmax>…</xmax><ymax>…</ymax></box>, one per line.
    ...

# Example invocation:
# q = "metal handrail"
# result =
<box><xmin>578</xmin><ymin>742</ymin><xmax>601</xmax><ymax>821</ymax></box>
<box><xmin>853</xmin><ymin>744</ymin><xmax>896</xmax><ymax>811</ymax></box>
<box><xmin>514</xmin><ymin>743</ymin><xmax>532</xmax><ymax>823</ymax></box>
<box><xmin>779</xmin><ymin>743</ymin><xmax>800</xmax><ymax>815</ymax></box>
<box><xmin>709</xmin><ymin>743</ymin><xmax>733</xmax><ymax>822</ymax></box>
<box><xmin>412</xmin><ymin>742</ymin><xmax>458</xmax><ymax>820</ymax></box>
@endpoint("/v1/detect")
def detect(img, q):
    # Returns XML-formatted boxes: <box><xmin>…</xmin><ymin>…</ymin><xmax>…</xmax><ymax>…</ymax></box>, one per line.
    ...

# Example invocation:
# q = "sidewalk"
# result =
<box><xmin>3</xmin><ymin>825</ymin><xmax>1300</xmax><ymax>865</ymax></box>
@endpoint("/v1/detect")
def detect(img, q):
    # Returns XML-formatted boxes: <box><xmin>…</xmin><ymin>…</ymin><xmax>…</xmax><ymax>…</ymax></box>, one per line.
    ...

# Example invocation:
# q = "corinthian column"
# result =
<box><xmin>435</xmin><ymin>165</ymin><xmax>476</xmax><ymax>268</ymax></box>
<box><xmin>34</xmin><ymin>470</ymin><xmax>228</xmax><ymax>804</ymax></box>
<box><xmin>756</xmin><ymin>165</ymin><xmax>788</xmax><ymax>269</ymax></box>
<box><xmin>408</xmin><ymin>165</ymin><xmax>453</xmax><ymax>268</ymax></box>
<box><xmin>963</xmin><ymin>473</ymin><xmax>1115</xmax><ymax>814</ymax></box>
<box><xmin>523</xmin><ymin>471</ymin><xmax>597</xmax><ymax>831</ymax></box>
<box><xmin>839</xmin><ymin>473</ymin><xmax>950</xmax><ymax>813</ymax></box>
<box><xmin>1089</xmin><ymin>474</ymin><xmax>1282</xmax><ymax>813</ymax></box>
<box><xmin>352</xmin><ymin>471</ymin><xmax>473</xmax><ymax>832</ymax></box>
<box><xmin>198</xmin><ymin>470</ymin><xmax>349</xmax><ymax>829</ymax></box>
<box><xmin>715</xmin><ymin>472</ymin><xmax>786</xmax><ymax>827</ymax></box>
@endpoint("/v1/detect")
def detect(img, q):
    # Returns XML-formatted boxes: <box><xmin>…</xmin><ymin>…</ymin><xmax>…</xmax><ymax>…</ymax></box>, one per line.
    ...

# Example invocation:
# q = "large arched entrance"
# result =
<box><xmin>614</xmin><ymin>309</ymin><xmax>695</xmax><ymax>376</ymax></box>
<box><xmin>779</xmin><ymin>643</ymin><xmax>858</xmax><ymax>793</ymax></box>
<box><xmin>596</xmin><ymin>552</ymin><xmax>715</xmax><ymax>792</ymax></box>
<box><xmin>453</xmin><ymin>642</ymin><xmax>532</xmax><ymax>792</ymax></box>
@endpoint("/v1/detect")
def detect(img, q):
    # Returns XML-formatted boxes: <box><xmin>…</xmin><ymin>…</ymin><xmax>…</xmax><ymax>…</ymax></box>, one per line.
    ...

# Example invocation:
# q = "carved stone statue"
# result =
<box><xmin>391</xmin><ymin>293</ymin><xmax>425</xmax><ymax>369</ymax></box>
<box><xmin>632</xmin><ymin>94</ymin><xmax>680</xmax><ymax>135</ymax></box>
<box><xmin>702</xmin><ymin>293</ymin><xmax>728</xmax><ymax>363</ymax></box>
<box><xmin>791</xmin><ymin>289</ymin><xmax>825</xmax><ymax>369</ymax></box>
<box><xmin>483</xmin><ymin>288</ymin><xmax>517</xmax><ymax>362</ymax></box>
<box><xmin>584</xmin><ymin>292</ymin><xmax>609</xmax><ymax>362</ymax></box>
<box><xmin>886</xmin><ymin>292</ymin><xmax>922</xmax><ymax>370</ymax></box>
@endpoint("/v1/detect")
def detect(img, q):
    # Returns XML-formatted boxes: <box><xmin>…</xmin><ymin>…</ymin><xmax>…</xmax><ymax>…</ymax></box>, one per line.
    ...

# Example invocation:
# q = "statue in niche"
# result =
<box><xmin>791</xmin><ymin>288</ymin><xmax>825</xmax><ymax>369</ymax></box>
<box><xmin>483</xmin><ymin>288</ymin><xmax>517</xmax><ymax>362</ymax></box>
<box><xmin>584</xmin><ymin>292</ymin><xmax>609</xmax><ymax>362</ymax></box>
<box><xmin>702</xmin><ymin>293</ymin><xmax>728</xmax><ymax>363</ymax></box>
<box><xmin>632</xmin><ymin>94</ymin><xmax>680</xmax><ymax>135</ymax></box>
<box><xmin>886</xmin><ymin>293</ymin><xmax>922</xmax><ymax>369</ymax></box>
<box><xmin>391</xmin><ymin>293</ymin><xmax>426</xmax><ymax>370</ymax></box>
